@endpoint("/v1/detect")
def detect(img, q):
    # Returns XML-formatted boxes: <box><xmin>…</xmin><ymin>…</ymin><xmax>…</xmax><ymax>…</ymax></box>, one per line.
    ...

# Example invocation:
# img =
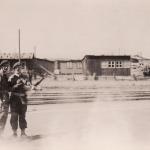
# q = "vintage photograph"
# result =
<box><xmin>0</xmin><ymin>0</ymin><xmax>150</xmax><ymax>150</ymax></box>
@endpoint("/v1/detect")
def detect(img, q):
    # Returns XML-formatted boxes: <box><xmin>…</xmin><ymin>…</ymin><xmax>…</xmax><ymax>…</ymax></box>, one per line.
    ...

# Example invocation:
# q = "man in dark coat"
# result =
<box><xmin>0</xmin><ymin>60</ymin><xmax>10</xmax><ymax>134</ymax></box>
<box><xmin>8</xmin><ymin>62</ymin><xmax>28</xmax><ymax>137</ymax></box>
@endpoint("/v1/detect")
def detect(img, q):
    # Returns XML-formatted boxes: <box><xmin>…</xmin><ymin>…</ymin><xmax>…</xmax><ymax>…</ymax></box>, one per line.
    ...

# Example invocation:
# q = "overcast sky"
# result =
<box><xmin>0</xmin><ymin>0</ymin><xmax>150</xmax><ymax>59</ymax></box>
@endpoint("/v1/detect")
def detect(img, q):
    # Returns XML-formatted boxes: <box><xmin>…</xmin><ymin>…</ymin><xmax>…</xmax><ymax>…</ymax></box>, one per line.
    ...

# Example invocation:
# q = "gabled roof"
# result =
<box><xmin>0</xmin><ymin>53</ymin><xmax>34</xmax><ymax>59</ymax></box>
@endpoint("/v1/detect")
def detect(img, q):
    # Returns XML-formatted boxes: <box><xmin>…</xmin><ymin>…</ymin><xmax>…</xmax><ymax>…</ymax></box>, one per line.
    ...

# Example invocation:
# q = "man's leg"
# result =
<box><xmin>10</xmin><ymin>112</ymin><xmax>18</xmax><ymax>136</ymax></box>
<box><xmin>0</xmin><ymin>100</ymin><xmax>9</xmax><ymax>134</ymax></box>
<box><xmin>10</xmin><ymin>96</ymin><xmax>20</xmax><ymax>136</ymax></box>
<box><xmin>19</xmin><ymin>104</ymin><xmax>27</xmax><ymax>136</ymax></box>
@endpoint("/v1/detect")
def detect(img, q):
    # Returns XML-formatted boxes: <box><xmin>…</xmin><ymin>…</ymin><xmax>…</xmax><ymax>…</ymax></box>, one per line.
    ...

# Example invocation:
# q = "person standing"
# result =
<box><xmin>8</xmin><ymin>62</ymin><xmax>28</xmax><ymax>137</ymax></box>
<box><xmin>0</xmin><ymin>60</ymin><xmax>10</xmax><ymax>134</ymax></box>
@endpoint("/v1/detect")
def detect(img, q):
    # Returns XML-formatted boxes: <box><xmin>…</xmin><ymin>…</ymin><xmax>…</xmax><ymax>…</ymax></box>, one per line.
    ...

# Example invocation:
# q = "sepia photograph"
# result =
<box><xmin>0</xmin><ymin>0</ymin><xmax>150</xmax><ymax>150</ymax></box>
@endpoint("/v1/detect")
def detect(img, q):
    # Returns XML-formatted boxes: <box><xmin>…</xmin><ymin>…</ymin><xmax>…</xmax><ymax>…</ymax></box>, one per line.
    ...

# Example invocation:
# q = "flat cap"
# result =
<box><xmin>0</xmin><ymin>60</ymin><xmax>9</xmax><ymax>67</ymax></box>
<box><xmin>13</xmin><ymin>62</ymin><xmax>21</xmax><ymax>69</ymax></box>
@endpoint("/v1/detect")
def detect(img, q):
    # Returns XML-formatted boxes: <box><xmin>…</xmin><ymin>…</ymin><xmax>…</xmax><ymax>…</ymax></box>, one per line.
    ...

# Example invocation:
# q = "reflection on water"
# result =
<box><xmin>27</xmin><ymin>81</ymin><xmax>150</xmax><ymax>105</ymax></box>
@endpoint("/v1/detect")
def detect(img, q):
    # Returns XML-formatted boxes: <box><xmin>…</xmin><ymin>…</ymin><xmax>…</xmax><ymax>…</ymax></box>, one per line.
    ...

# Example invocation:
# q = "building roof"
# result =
<box><xmin>82</xmin><ymin>55</ymin><xmax>131</xmax><ymax>60</ymax></box>
<box><xmin>0</xmin><ymin>52</ymin><xmax>34</xmax><ymax>59</ymax></box>
<box><xmin>56</xmin><ymin>59</ymin><xmax>82</xmax><ymax>62</ymax></box>
<box><xmin>132</xmin><ymin>55</ymin><xmax>150</xmax><ymax>60</ymax></box>
<box><xmin>35</xmin><ymin>58</ymin><xmax>54</xmax><ymax>63</ymax></box>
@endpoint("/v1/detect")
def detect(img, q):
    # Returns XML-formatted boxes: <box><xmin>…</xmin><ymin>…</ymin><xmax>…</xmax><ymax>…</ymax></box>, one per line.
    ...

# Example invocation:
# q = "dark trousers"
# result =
<box><xmin>0</xmin><ymin>102</ymin><xmax>9</xmax><ymax>132</ymax></box>
<box><xmin>0</xmin><ymin>93</ymin><xmax>9</xmax><ymax>133</ymax></box>
<box><xmin>10</xmin><ymin>96</ymin><xmax>27</xmax><ymax>130</ymax></box>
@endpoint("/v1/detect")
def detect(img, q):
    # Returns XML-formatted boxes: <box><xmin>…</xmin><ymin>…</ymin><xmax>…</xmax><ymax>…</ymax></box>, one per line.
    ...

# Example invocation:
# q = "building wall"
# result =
<box><xmin>58</xmin><ymin>61</ymin><xmax>83</xmax><ymax>75</ymax></box>
<box><xmin>87</xmin><ymin>59</ymin><xmax>100</xmax><ymax>76</ymax></box>
<box><xmin>101</xmin><ymin>68</ymin><xmax>130</xmax><ymax>76</ymax></box>
<box><xmin>100</xmin><ymin>59</ymin><xmax>131</xmax><ymax>76</ymax></box>
<box><xmin>82</xmin><ymin>56</ymin><xmax>131</xmax><ymax>76</ymax></box>
<box><xmin>82</xmin><ymin>58</ymin><xmax>100</xmax><ymax>75</ymax></box>
<box><xmin>82</xmin><ymin>57</ymin><xmax>88</xmax><ymax>75</ymax></box>
<box><xmin>33</xmin><ymin>59</ymin><xmax>54</xmax><ymax>75</ymax></box>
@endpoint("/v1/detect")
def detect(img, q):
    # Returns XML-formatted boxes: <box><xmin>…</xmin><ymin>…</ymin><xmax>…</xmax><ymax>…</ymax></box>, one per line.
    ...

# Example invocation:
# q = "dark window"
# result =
<box><xmin>108</xmin><ymin>61</ymin><xmax>115</xmax><ymax>68</ymax></box>
<box><xmin>108</xmin><ymin>61</ymin><xmax>122</xmax><ymax>68</ymax></box>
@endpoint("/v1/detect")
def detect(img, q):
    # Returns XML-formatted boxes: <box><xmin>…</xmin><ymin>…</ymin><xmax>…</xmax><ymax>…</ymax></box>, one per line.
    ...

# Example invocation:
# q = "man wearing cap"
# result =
<box><xmin>8</xmin><ymin>62</ymin><xmax>28</xmax><ymax>137</ymax></box>
<box><xmin>0</xmin><ymin>60</ymin><xmax>10</xmax><ymax>134</ymax></box>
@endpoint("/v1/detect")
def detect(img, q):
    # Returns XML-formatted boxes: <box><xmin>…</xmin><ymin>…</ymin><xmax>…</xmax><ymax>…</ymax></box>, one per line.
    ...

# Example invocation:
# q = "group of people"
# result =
<box><xmin>0</xmin><ymin>60</ymin><xmax>29</xmax><ymax>137</ymax></box>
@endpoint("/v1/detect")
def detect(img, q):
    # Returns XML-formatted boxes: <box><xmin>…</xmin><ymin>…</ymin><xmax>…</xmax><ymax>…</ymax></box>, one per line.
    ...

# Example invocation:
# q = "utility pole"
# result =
<box><xmin>34</xmin><ymin>46</ymin><xmax>37</xmax><ymax>58</ymax></box>
<box><xmin>18</xmin><ymin>29</ymin><xmax>21</xmax><ymax>63</ymax></box>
